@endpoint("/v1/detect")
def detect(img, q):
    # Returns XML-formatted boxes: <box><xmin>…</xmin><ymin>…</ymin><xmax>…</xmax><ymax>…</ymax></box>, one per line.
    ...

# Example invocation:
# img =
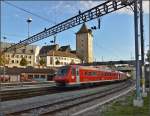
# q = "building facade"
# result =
<box><xmin>0</xmin><ymin>67</ymin><xmax>55</xmax><ymax>82</ymax></box>
<box><xmin>1</xmin><ymin>42</ymin><xmax>40</xmax><ymax>67</ymax></box>
<box><xmin>39</xmin><ymin>45</ymin><xmax>81</xmax><ymax>67</ymax></box>
<box><xmin>76</xmin><ymin>23</ymin><xmax>93</xmax><ymax>63</ymax></box>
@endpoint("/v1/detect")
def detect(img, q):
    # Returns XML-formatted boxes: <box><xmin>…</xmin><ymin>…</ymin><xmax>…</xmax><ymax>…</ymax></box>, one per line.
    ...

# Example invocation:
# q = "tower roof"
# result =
<box><xmin>76</xmin><ymin>23</ymin><xmax>92</xmax><ymax>34</ymax></box>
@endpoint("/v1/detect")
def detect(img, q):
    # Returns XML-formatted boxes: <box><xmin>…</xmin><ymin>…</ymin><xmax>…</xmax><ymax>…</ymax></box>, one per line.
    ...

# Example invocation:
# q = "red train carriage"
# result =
<box><xmin>54</xmin><ymin>65</ymin><xmax>127</xmax><ymax>86</ymax></box>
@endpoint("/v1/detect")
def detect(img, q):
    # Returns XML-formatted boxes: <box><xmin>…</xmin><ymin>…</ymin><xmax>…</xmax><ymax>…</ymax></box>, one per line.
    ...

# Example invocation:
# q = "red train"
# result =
<box><xmin>54</xmin><ymin>65</ymin><xmax>128</xmax><ymax>86</ymax></box>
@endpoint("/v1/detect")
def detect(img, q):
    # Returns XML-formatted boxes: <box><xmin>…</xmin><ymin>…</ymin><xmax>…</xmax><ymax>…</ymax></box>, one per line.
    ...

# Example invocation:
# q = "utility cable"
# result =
<box><xmin>3</xmin><ymin>1</ymin><xmax>55</xmax><ymax>24</ymax></box>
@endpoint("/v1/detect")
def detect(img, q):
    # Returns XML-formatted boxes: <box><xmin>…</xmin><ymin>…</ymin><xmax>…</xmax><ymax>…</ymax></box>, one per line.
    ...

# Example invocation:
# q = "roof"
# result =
<box><xmin>39</xmin><ymin>44</ymin><xmax>59</xmax><ymax>55</ymax></box>
<box><xmin>39</xmin><ymin>45</ymin><xmax>79</xmax><ymax>59</ymax></box>
<box><xmin>46</xmin><ymin>51</ymin><xmax>79</xmax><ymax>59</ymax></box>
<box><xmin>0</xmin><ymin>67</ymin><xmax>55</xmax><ymax>75</ymax></box>
<box><xmin>0</xmin><ymin>42</ymin><xmax>37</xmax><ymax>54</ymax></box>
<box><xmin>76</xmin><ymin>23</ymin><xmax>92</xmax><ymax>34</ymax></box>
<box><xmin>58</xmin><ymin>45</ymin><xmax>71</xmax><ymax>52</ymax></box>
<box><xmin>70</xmin><ymin>50</ymin><xmax>76</xmax><ymax>54</ymax></box>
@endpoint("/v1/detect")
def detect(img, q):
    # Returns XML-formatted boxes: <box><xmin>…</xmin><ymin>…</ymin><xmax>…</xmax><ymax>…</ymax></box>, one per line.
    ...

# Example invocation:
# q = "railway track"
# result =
<box><xmin>0</xmin><ymin>80</ymin><xmax>127</xmax><ymax>101</ymax></box>
<box><xmin>6</xmin><ymin>80</ymin><xmax>133</xmax><ymax>116</ymax></box>
<box><xmin>0</xmin><ymin>86</ymin><xmax>57</xmax><ymax>101</ymax></box>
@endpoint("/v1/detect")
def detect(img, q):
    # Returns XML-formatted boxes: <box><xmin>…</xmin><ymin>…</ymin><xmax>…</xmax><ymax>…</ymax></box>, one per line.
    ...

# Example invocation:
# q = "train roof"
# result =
<box><xmin>70</xmin><ymin>65</ymin><xmax>117</xmax><ymax>72</ymax></box>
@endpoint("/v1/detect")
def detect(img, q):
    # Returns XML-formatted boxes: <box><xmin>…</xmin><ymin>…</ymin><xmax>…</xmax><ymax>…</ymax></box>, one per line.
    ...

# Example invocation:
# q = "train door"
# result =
<box><xmin>76</xmin><ymin>67</ymin><xmax>80</xmax><ymax>84</ymax></box>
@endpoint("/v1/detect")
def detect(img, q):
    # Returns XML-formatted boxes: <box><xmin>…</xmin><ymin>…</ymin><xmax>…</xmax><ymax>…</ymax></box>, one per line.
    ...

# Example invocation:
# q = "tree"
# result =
<box><xmin>146</xmin><ymin>50</ymin><xmax>150</xmax><ymax>63</ymax></box>
<box><xmin>70</xmin><ymin>60</ymin><xmax>75</xmax><ymax>64</ymax></box>
<box><xmin>0</xmin><ymin>54</ymin><xmax>9</xmax><ymax>66</ymax></box>
<box><xmin>39</xmin><ymin>59</ymin><xmax>46</xmax><ymax>67</ymax></box>
<box><xmin>0</xmin><ymin>55</ymin><xmax>5</xmax><ymax>66</ymax></box>
<box><xmin>20</xmin><ymin>57</ymin><xmax>28</xmax><ymax>66</ymax></box>
<box><xmin>55</xmin><ymin>60</ymin><xmax>60</xmax><ymax>65</ymax></box>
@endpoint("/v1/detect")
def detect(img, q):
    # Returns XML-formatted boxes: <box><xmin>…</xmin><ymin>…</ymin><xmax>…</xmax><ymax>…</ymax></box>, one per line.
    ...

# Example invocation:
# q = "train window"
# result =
<box><xmin>85</xmin><ymin>72</ymin><xmax>88</xmax><ymax>76</ymax></box>
<box><xmin>88</xmin><ymin>72</ymin><xmax>92</xmax><ymax>76</ymax></box>
<box><xmin>92</xmin><ymin>72</ymin><xmax>96</xmax><ymax>76</ymax></box>
<box><xmin>72</xmin><ymin>68</ymin><xmax>76</xmax><ymax>76</ymax></box>
<box><xmin>57</xmin><ymin>66</ymin><xmax>69</xmax><ymax>76</ymax></box>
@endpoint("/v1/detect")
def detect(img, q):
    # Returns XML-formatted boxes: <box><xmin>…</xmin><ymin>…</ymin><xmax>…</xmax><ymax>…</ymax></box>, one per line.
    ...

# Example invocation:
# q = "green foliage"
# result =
<box><xmin>0</xmin><ymin>54</ymin><xmax>9</xmax><ymax>66</ymax></box>
<box><xmin>103</xmin><ymin>92</ymin><xmax>150</xmax><ymax>116</ymax></box>
<box><xmin>39</xmin><ymin>59</ymin><xmax>46</xmax><ymax>66</ymax></box>
<box><xmin>55</xmin><ymin>60</ymin><xmax>60</xmax><ymax>65</ymax></box>
<box><xmin>20</xmin><ymin>57</ymin><xmax>28</xmax><ymax>66</ymax></box>
<box><xmin>0</xmin><ymin>55</ymin><xmax>4</xmax><ymax>66</ymax></box>
<box><xmin>70</xmin><ymin>60</ymin><xmax>75</xmax><ymax>64</ymax></box>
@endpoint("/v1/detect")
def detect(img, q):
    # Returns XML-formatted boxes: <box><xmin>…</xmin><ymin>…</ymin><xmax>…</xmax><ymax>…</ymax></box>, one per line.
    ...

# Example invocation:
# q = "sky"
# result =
<box><xmin>1</xmin><ymin>0</ymin><xmax>149</xmax><ymax>61</ymax></box>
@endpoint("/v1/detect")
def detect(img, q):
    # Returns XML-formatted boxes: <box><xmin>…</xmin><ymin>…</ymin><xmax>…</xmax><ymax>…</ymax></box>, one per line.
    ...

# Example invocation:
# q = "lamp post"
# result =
<box><xmin>26</xmin><ymin>17</ymin><xmax>33</xmax><ymax>67</ymax></box>
<box><xmin>27</xmin><ymin>17</ymin><xmax>32</xmax><ymax>38</ymax></box>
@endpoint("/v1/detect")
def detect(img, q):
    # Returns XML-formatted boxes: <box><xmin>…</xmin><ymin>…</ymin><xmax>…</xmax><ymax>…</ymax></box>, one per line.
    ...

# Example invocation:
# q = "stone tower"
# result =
<box><xmin>76</xmin><ymin>23</ymin><xmax>93</xmax><ymax>63</ymax></box>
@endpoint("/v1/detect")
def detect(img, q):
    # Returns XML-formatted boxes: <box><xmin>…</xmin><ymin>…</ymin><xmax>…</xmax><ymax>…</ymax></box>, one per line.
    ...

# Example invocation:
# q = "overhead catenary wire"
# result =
<box><xmin>3</xmin><ymin>1</ymin><xmax>77</xmax><ymax>42</ymax></box>
<box><xmin>3</xmin><ymin>1</ymin><xmax>55</xmax><ymax>24</ymax></box>
<box><xmin>93</xmin><ymin>39</ymin><xmax>121</xmax><ymax>61</ymax></box>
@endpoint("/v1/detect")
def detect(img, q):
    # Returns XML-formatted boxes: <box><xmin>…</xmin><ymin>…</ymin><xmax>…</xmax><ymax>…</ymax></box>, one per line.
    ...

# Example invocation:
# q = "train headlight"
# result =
<box><xmin>72</xmin><ymin>76</ymin><xmax>75</xmax><ymax>79</ymax></box>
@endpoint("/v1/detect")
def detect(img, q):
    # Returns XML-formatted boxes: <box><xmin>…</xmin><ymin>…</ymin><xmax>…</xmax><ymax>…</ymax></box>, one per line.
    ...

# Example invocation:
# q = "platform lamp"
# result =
<box><xmin>26</xmin><ymin>17</ymin><xmax>32</xmax><ymax>53</ymax></box>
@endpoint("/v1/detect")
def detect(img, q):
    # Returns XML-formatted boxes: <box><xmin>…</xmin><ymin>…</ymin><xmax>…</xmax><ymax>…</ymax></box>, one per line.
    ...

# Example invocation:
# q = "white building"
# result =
<box><xmin>39</xmin><ymin>45</ymin><xmax>81</xmax><ymax>67</ymax></box>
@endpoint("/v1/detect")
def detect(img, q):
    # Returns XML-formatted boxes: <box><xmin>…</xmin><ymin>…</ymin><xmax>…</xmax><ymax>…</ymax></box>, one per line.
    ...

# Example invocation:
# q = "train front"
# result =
<box><xmin>54</xmin><ymin>66</ymin><xmax>70</xmax><ymax>86</ymax></box>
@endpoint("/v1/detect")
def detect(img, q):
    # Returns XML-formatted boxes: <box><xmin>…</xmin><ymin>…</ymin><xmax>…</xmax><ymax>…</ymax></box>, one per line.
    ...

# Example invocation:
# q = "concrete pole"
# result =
<box><xmin>133</xmin><ymin>0</ymin><xmax>143</xmax><ymax>107</ymax></box>
<box><xmin>139</xmin><ymin>0</ymin><xmax>147</xmax><ymax>97</ymax></box>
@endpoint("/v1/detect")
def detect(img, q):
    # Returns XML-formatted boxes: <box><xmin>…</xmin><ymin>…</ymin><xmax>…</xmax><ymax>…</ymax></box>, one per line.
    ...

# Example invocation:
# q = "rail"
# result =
<box><xmin>4</xmin><ymin>80</ymin><xmax>133</xmax><ymax>115</ymax></box>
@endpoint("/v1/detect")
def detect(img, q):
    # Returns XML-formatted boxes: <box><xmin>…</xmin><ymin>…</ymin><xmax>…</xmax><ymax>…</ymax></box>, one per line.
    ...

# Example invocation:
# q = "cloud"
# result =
<box><xmin>117</xmin><ymin>1</ymin><xmax>149</xmax><ymax>15</ymax></box>
<box><xmin>79</xmin><ymin>1</ymin><xmax>103</xmax><ymax>10</ymax></box>
<box><xmin>143</xmin><ymin>1</ymin><xmax>149</xmax><ymax>14</ymax></box>
<box><xmin>79</xmin><ymin>1</ymin><xmax>149</xmax><ymax>15</ymax></box>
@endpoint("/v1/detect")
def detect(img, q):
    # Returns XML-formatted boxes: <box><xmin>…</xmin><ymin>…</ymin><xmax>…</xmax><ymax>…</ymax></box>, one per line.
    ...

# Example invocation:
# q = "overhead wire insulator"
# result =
<box><xmin>113</xmin><ymin>1</ymin><xmax>117</xmax><ymax>10</ymax></box>
<box><xmin>104</xmin><ymin>4</ymin><xmax>108</xmax><ymax>13</ymax></box>
<box><xmin>98</xmin><ymin>18</ymin><xmax>101</xmax><ymax>29</ymax></box>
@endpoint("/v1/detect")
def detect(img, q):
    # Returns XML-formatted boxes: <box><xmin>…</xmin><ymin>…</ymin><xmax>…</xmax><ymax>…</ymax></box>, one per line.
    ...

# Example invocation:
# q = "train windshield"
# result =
<box><xmin>57</xmin><ymin>66</ymin><xmax>69</xmax><ymax>76</ymax></box>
